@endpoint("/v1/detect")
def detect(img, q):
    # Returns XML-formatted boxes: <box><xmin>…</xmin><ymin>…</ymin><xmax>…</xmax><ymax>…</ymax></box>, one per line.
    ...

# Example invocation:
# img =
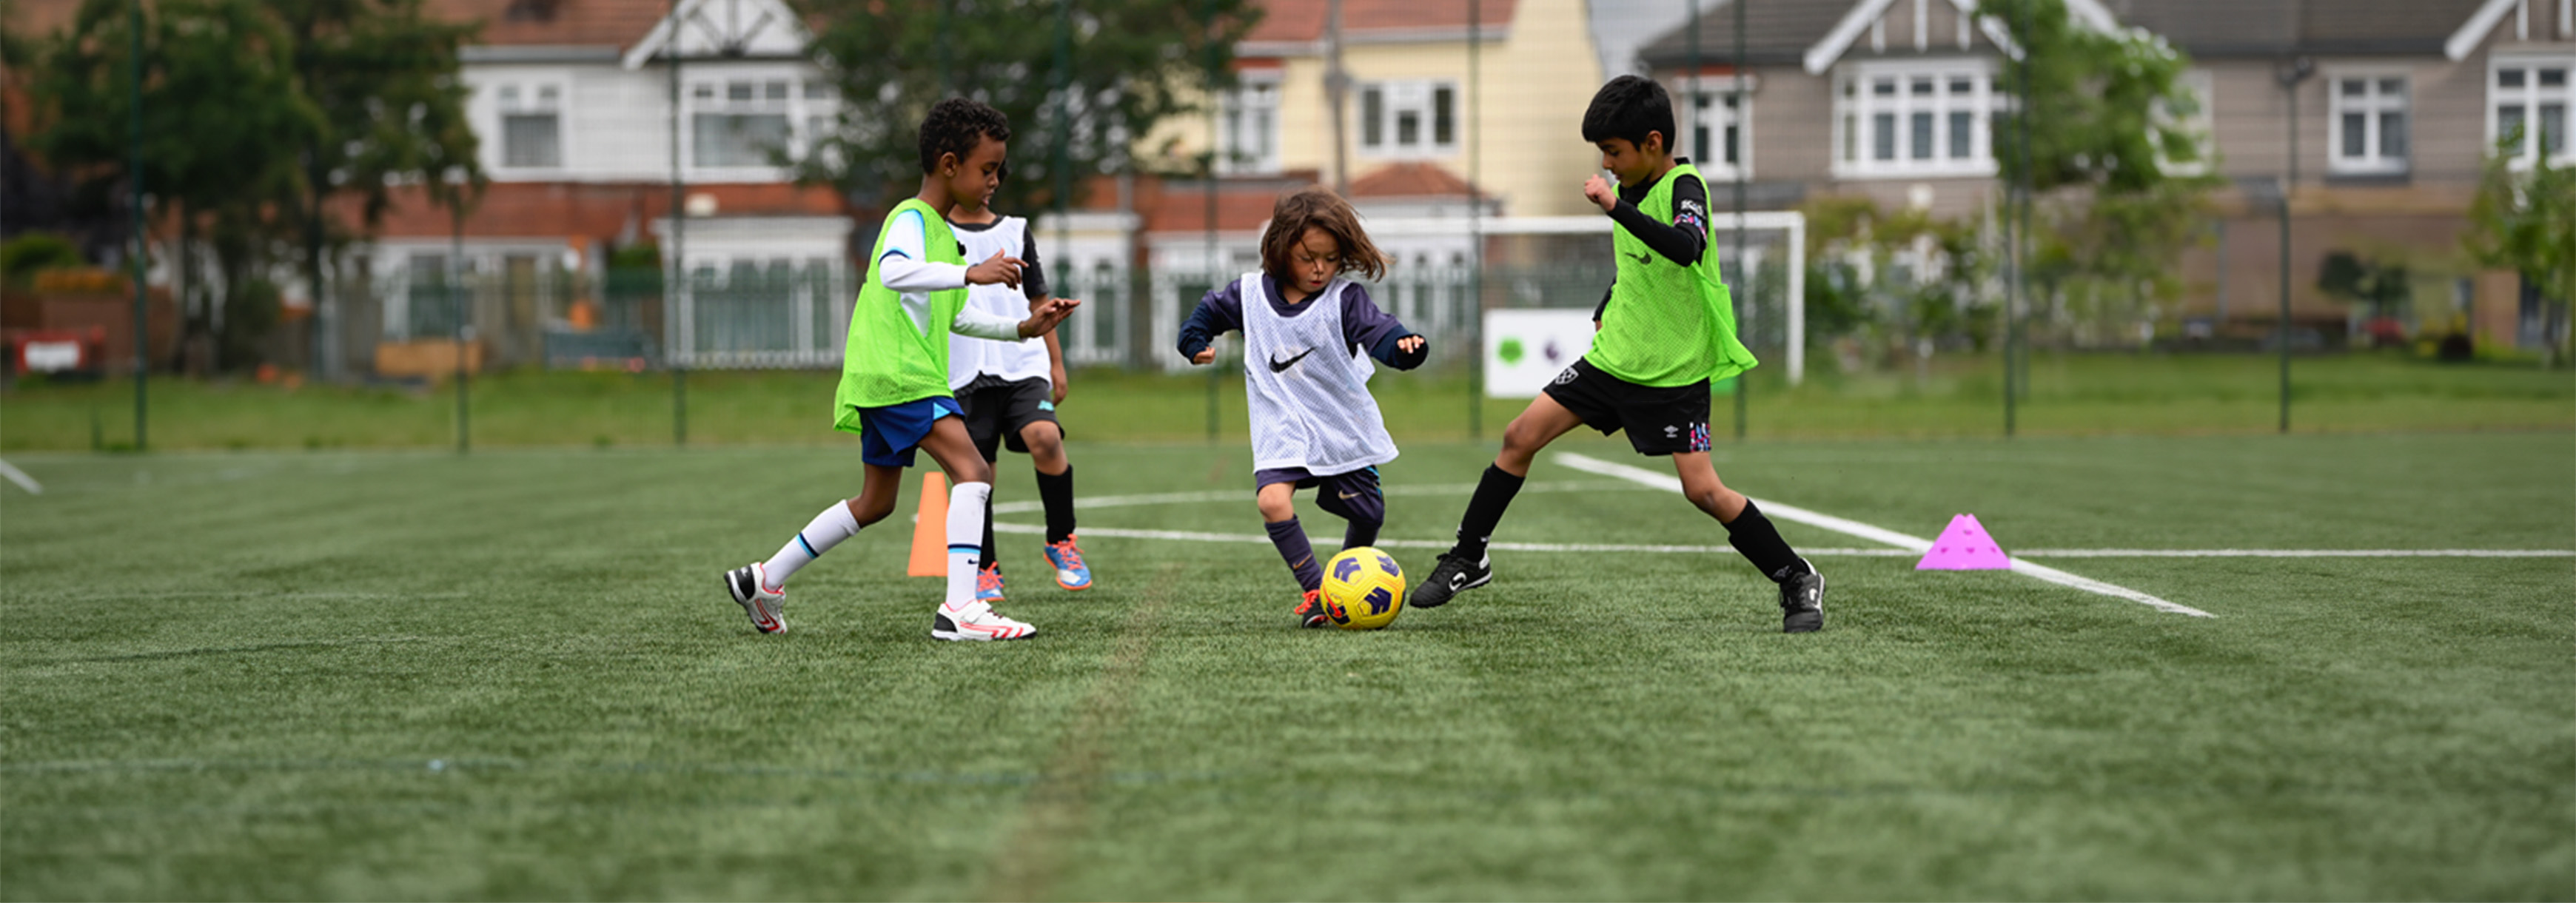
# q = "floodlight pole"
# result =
<box><xmin>1731</xmin><ymin>0</ymin><xmax>1748</xmax><ymax>442</ymax></box>
<box><xmin>1204</xmin><ymin>0</ymin><xmax>1221</xmax><ymax>443</ymax></box>
<box><xmin>2005</xmin><ymin>0</ymin><xmax>2026</xmax><ymax>437</ymax></box>
<box><xmin>128</xmin><ymin>0</ymin><xmax>147</xmax><ymax>452</ymax></box>
<box><xmin>669</xmin><ymin>0</ymin><xmax>688</xmax><ymax>447</ymax></box>
<box><xmin>1467</xmin><ymin>0</ymin><xmax>1482</xmax><ymax>439</ymax></box>
<box><xmin>1053</xmin><ymin>0</ymin><xmax>1072</xmax><ymax>368</ymax></box>
<box><xmin>2275</xmin><ymin>57</ymin><xmax>2310</xmax><ymax>435</ymax></box>
<box><xmin>453</xmin><ymin>204</ymin><xmax>469</xmax><ymax>454</ymax></box>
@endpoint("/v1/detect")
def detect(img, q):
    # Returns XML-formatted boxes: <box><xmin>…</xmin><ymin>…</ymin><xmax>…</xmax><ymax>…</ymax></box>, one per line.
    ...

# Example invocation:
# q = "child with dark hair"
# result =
<box><xmin>1176</xmin><ymin>187</ymin><xmax>1430</xmax><ymax>628</ymax></box>
<box><xmin>946</xmin><ymin>156</ymin><xmax>1090</xmax><ymax>603</ymax></box>
<box><xmin>721</xmin><ymin>97</ymin><xmax>1081</xmax><ymax>642</ymax></box>
<box><xmin>1411</xmin><ymin>74</ymin><xmax>1825</xmax><ymax>633</ymax></box>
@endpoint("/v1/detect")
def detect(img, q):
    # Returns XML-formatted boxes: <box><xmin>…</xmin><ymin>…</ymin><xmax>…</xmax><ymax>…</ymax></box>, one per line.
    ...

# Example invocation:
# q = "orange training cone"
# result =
<box><xmin>906</xmin><ymin>471</ymin><xmax>950</xmax><ymax>577</ymax></box>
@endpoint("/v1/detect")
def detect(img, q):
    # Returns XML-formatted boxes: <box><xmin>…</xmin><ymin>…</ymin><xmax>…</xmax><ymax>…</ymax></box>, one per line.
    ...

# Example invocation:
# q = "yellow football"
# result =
<box><xmin>1321</xmin><ymin>546</ymin><xmax>1406</xmax><ymax>631</ymax></box>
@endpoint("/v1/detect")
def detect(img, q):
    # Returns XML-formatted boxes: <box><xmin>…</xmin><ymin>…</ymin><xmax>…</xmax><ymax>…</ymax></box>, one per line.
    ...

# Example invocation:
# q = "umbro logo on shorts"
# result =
<box><xmin>1553</xmin><ymin>366</ymin><xmax>1580</xmax><ymax>386</ymax></box>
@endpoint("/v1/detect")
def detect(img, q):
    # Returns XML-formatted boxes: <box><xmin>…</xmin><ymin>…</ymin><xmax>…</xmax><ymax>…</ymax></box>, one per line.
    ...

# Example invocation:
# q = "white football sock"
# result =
<box><xmin>762</xmin><ymin>501</ymin><xmax>861</xmax><ymax>590</ymax></box>
<box><xmin>942</xmin><ymin>481</ymin><xmax>992</xmax><ymax>611</ymax></box>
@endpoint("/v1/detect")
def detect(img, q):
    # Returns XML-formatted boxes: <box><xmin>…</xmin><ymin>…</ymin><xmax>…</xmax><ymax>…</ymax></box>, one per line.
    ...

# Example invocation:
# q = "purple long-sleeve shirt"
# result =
<box><xmin>1175</xmin><ymin>275</ymin><xmax>1429</xmax><ymax>369</ymax></box>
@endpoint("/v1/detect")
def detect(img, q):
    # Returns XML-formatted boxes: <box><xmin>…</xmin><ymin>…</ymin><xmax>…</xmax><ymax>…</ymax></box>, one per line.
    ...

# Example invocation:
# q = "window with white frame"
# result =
<box><xmin>494</xmin><ymin>82</ymin><xmax>564</xmax><ymax>169</ymax></box>
<box><xmin>801</xmin><ymin>80</ymin><xmax>840</xmax><ymax>167</ymax></box>
<box><xmin>691</xmin><ymin>78</ymin><xmax>796</xmax><ymax>169</ymax></box>
<box><xmin>1218</xmin><ymin>75</ymin><xmax>1281</xmax><ymax>174</ymax></box>
<box><xmin>2490</xmin><ymin>56</ymin><xmax>2575</xmax><ymax>166</ymax></box>
<box><xmin>2328</xmin><ymin>74</ymin><xmax>2409</xmax><ymax>175</ymax></box>
<box><xmin>1679</xmin><ymin>81</ymin><xmax>1745</xmax><ymax>178</ymax></box>
<box><xmin>1358</xmin><ymin>80</ymin><xmax>1458</xmax><ymax>158</ymax></box>
<box><xmin>1833</xmin><ymin>61</ymin><xmax>1996</xmax><ymax>178</ymax></box>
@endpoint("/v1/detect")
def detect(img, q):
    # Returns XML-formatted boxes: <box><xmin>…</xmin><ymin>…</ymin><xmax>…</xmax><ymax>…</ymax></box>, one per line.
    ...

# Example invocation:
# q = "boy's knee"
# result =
<box><xmin>1022</xmin><ymin>423</ymin><xmax>1065</xmax><ymax>458</ymax></box>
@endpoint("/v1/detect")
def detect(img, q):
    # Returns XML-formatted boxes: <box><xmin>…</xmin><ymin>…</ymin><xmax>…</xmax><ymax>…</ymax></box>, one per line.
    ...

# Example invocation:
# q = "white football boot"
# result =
<box><xmin>930</xmin><ymin>600</ymin><xmax>1036</xmax><ymax>642</ymax></box>
<box><xmin>722</xmin><ymin>563</ymin><xmax>786</xmax><ymax>634</ymax></box>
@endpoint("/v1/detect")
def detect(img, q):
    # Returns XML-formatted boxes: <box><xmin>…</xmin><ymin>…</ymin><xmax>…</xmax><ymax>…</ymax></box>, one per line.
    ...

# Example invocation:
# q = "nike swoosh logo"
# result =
<box><xmin>1338</xmin><ymin>491</ymin><xmax>1360</xmax><ymax>500</ymax></box>
<box><xmin>1627</xmin><ymin>251</ymin><xmax>1651</xmax><ymax>266</ymax></box>
<box><xmin>1268</xmin><ymin>347</ymin><xmax>1315</xmax><ymax>373</ymax></box>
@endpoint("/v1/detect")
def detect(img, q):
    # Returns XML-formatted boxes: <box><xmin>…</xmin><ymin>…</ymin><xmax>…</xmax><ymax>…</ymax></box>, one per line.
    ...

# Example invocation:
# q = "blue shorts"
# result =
<box><xmin>857</xmin><ymin>397</ymin><xmax>963</xmax><ymax>468</ymax></box>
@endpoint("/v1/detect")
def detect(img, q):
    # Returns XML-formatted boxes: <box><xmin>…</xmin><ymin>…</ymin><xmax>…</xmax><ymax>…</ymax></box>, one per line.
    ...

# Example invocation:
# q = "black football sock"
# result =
<box><xmin>1343</xmin><ymin>517</ymin><xmax>1381</xmax><ymax>551</ymax></box>
<box><xmin>1036</xmin><ymin>464</ymin><xmax>1076</xmax><ymax>544</ymax></box>
<box><xmin>981</xmin><ymin>496</ymin><xmax>998</xmax><ymax>571</ymax></box>
<box><xmin>1267</xmin><ymin>517</ymin><xmax>1324</xmax><ymax>593</ymax></box>
<box><xmin>1723</xmin><ymin>500</ymin><xmax>1808</xmax><ymax>583</ymax></box>
<box><xmin>1447</xmin><ymin>465</ymin><xmax>1525</xmax><ymax>561</ymax></box>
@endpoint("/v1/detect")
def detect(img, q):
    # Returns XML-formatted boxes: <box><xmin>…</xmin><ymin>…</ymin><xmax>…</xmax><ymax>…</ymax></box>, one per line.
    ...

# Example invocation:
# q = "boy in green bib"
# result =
<box><xmin>722</xmin><ymin>98</ymin><xmax>1080</xmax><ymax>642</ymax></box>
<box><xmin>1412</xmin><ymin>75</ymin><xmax>1823</xmax><ymax>633</ymax></box>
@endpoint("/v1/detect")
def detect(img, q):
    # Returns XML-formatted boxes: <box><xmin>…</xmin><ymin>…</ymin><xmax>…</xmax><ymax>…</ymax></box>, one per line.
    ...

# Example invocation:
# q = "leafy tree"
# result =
<box><xmin>24</xmin><ymin>0</ymin><xmax>480</xmax><ymax>372</ymax></box>
<box><xmin>2466</xmin><ymin>134</ymin><xmax>2576</xmax><ymax>366</ymax></box>
<box><xmin>27</xmin><ymin>0</ymin><xmax>322</xmax><ymax>369</ymax></box>
<box><xmin>1799</xmin><ymin>195</ymin><xmax>1997</xmax><ymax>368</ymax></box>
<box><xmin>273</xmin><ymin>0</ymin><xmax>483</xmax><ymax>371</ymax></box>
<box><xmin>795</xmin><ymin>0</ymin><xmax>1261</xmax><ymax>213</ymax></box>
<box><xmin>1981</xmin><ymin>0</ymin><xmax>2216</xmax><ymax>346</ymax></box>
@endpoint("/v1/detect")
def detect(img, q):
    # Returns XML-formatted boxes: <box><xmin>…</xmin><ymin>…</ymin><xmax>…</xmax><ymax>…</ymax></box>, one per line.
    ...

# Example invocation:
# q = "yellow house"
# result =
<box><xmin>1145</xmin><ymin>0</ymin><xmax>1611</xmax><ymax>220</ymax></box>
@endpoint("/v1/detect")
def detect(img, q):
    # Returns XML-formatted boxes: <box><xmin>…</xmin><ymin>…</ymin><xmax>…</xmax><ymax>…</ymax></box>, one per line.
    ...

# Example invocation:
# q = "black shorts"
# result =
<box><xmin>954</xmin><ymin>377</ymin><xmax>1062</xmax><ymax>459</ymax></box>
<box><xmin>1541</xmin><ymin>357</ymin><xmax>1712</xmax><ymax>456</ymax></box>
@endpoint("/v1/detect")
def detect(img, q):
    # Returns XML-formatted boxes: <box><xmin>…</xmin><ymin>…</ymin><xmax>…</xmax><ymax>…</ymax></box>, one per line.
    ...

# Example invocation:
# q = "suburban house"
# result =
<box><xmin>353</xmin><ymin>0</ymin><xmax>857</xmax><ymax>372</ymax></box>
<box><xmin>1636</xmin><ymin>0</ymin><xmax>2575</xmax><ymax>352</ymax></box>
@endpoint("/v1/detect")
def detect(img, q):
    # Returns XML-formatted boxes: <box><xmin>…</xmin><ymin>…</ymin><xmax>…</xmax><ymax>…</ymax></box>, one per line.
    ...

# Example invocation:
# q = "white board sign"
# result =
<box><xmin>1481</xmin><ymin>309</ymin><xmax>1597</xmax><ymax>397</ymax></box>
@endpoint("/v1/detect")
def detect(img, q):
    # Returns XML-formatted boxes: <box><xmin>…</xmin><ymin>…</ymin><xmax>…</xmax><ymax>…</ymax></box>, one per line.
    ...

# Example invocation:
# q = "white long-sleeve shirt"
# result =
<box><xmin>877</xmin><ymin>207</ymin><xmax>1022</xmax><ymax>341</ymax></box>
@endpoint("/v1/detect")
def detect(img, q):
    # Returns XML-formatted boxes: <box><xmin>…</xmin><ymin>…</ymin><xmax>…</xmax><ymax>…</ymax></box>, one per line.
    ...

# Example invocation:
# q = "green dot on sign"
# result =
<box><xmin>1498</xmin><ymin>338</ymin><xmax>1525</xmax><ymax>364</ymax></box>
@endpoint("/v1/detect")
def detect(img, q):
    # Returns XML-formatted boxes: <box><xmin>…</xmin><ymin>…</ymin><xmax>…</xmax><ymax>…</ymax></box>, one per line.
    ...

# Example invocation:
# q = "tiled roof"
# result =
<box><xmin>1136</xmin><ymin>175</ymin><xmax>1319</xmax><ymax>235</ymax></box>
<box><xmin>3</xmin><ymin>0</ymin><xmax>90</xmax><ymax>41</ymax></box>
<box><xmin>1347</xmin><ymin>161</ymin><xmax>1478</xmax><ymax>198</ymax></box>
<box><xmin>418</xmin><ymin>0</ymin><xmax>676</xmax><ymax>49</ymax></box>
<box><xmin>2102</xmin><ymin>0</ymin><xmax>2493</xmax><ymax>58</ymax></box>
<box><xmin>1640</xmin><ymin>0</ymin><xmax>2506</xmax><ymax>70</ymax></box>
<box><xmin>1637</xmin><ymin>0</ymin><xmax>1882</xmax><ymax>70</ymax></box>
<box><xmin>1245</xmin><ymin>0</ymin><xmax>1520</xmax><ymax>44</ymax></box>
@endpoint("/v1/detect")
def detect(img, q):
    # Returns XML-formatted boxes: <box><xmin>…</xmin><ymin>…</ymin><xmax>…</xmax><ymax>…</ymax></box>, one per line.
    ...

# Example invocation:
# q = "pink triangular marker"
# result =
<box><xmin>1916</xmin><ymin>514</ymin><xmax>2012</xmax><ymax>570</ymax></box>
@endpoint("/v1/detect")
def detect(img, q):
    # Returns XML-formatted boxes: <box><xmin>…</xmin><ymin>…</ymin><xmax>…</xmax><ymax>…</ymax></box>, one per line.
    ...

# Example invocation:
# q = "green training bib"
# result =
<box><xmin>834</xmin><ymin>198</ymin><xmax>967</xmax><ymax>432</ymax></box>
<box><xmin>1588</xmin><ymin>162</ymin><xmax>1758</xmax><ymax>388</ymax></box>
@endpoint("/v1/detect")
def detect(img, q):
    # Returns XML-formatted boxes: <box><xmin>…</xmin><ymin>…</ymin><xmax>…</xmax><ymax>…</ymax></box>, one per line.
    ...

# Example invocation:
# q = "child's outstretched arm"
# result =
<box><xmin>953</xmin><ymin>296</ymin><xmax>1082</xmax><ymax>340</ymax></box>
<box><xmin>1339</xmin><ymin>283</ymin><xmax>1429</xmax><ymax>370</ymax></box>
<box><xmin>1175</xmin><ymin>281</ymin><xmax>1247</xmax><ymax>366</ymax></box>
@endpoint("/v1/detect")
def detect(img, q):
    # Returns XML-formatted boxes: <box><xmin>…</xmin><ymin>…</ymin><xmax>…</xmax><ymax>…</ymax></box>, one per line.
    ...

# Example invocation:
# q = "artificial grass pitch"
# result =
<box><xmin>1</xmin><ymin>433</ymin><xmax>2569</xmax><ymax>899</ymax></box>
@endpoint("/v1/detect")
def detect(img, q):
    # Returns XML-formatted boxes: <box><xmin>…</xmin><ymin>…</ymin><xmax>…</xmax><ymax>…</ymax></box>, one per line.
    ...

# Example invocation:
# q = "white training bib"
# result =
<box><xmin>1238</xmin><ymin>272</ymin><xmax>1398</xmax><ymax>474</ymax></box>
<box><xmin>947</xmin><ymin>215</ymin><xmax>1054</xmax><ymax>389</ymax></box>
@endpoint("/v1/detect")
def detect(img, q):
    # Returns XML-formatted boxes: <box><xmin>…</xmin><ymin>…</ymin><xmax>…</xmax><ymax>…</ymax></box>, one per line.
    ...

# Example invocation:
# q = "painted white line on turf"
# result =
<box><xmin>985</xmin><ymin>480</ymin><xmax>1641</xmax><ymax>515</ymax></box>
<box><xmin>989</xmin><ymin>522</ymin><xmax>1921</xmax><ymax>556</ymax></box>
<box><xmin>1552</xmin><ymin>452</ymin><xmax>2216</xmax><ymax>618</ymax></box>
<box><xmin>987</xmin><ymin>523</ymin><xmax>2575</xmax><ymax>561</ymax></box>
<box><xmin>2013</xmin><ymin>548</ymin><xmax>2576</xmax><ymax>558</ymax></box>
<box><xmin>0</xmin><ymin>458</ymin><xmax>42</xmax><ymax>495</ymax></box>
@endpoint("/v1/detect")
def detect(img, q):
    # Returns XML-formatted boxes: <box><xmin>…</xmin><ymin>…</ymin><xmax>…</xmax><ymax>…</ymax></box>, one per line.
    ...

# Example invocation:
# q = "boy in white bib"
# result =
<box><xmin>1177</xmin><ymin>187</ymin><xmax>1429</xmax><ymax>628</ymax></box>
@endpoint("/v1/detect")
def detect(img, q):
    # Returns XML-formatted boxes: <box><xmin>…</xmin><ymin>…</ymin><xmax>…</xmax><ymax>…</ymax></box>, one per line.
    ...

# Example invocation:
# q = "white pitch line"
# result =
<box><xmin>987</xmin><ymin>480</ymin><xmax>1640</xmax><ymax>515</ymax></box>
<box><xmin>989</xmin><ymin>523</ymin><xmax>1919</xmax><ymax>556</ymax></box>
<box><xmin>0</xmin><ymin>458</ymin><xmax>41</xmax><ymax>495</ymax></box>
<box><xmin>1552</xmin><ymin>452</ymin><xmax>2216</xmax><ymax>618</ymax></box>
<box><xmin>2014</xmin><ymin>548</ymin><xmax>2576</xmax><ymax>558</ymax></box>
<box><xmin>989</xmin><ymin>523</ymin><xmax>2574</xmax><ymax>562</ymax></box>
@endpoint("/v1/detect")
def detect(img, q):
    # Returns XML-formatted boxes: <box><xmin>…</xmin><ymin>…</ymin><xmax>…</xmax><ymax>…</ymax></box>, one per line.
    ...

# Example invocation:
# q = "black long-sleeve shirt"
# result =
<box><xmin>1594</xmin><ymin>159</ymin><xmax>1709</xmax><ymax>321</ymax></box>
<box><xmin>1175</xmin><ymin>275</ymin><xmax>1429</xmax><ymax>369</ymax></box>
